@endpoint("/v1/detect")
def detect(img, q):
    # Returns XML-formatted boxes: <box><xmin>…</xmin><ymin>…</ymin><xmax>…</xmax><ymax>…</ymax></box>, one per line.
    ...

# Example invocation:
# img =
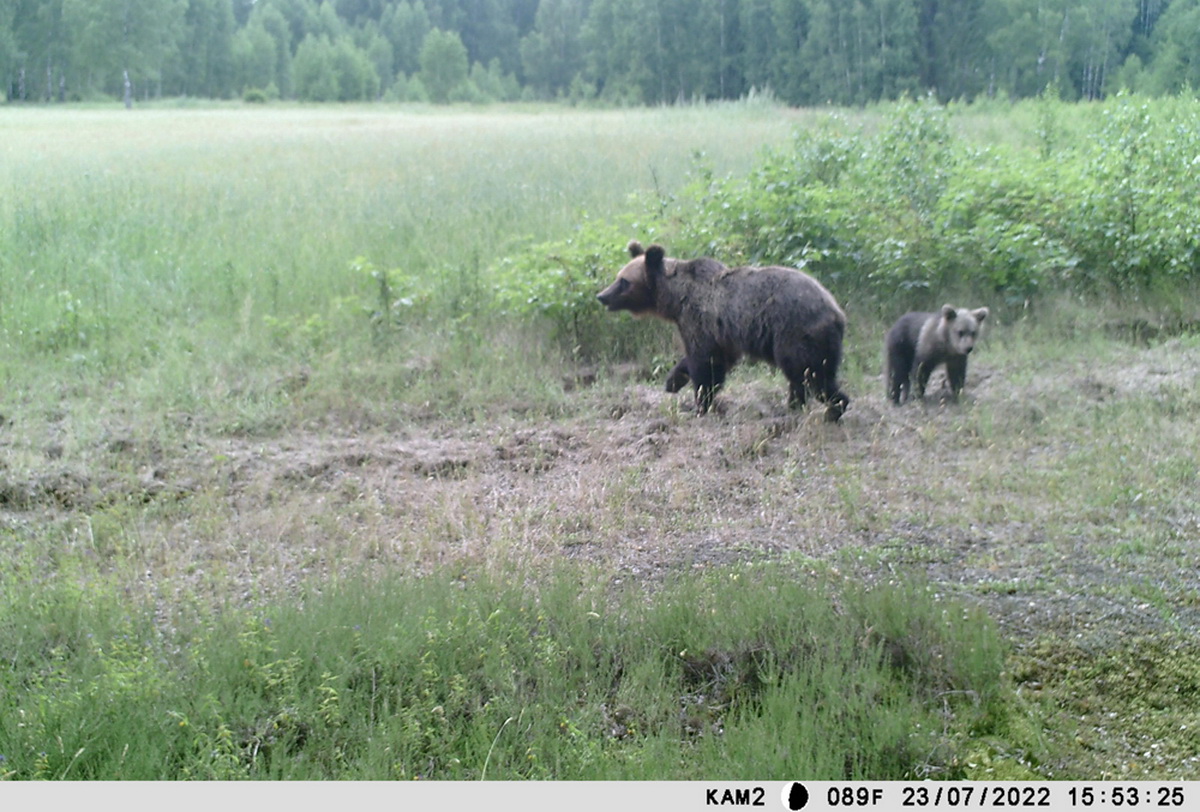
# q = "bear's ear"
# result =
<box><xmin>941</xmin><ymin>304</ymin><xmax>958</xmax><ymax>321</ymax></box>
<box><xmin>643</xmin><ymin>245</ymin><xmax>666</xmax><ymax>288</ymax></box>
<box><xmin>644</xmin><ymin>244</ymin><xmax>666</xmax><ymax>271</ymax></box>
<box><xmin>627</xmin><ymin>240</ymin><xmax>645</xmax><ymax>258</ymax></box>
<box><xmin>972</xmin><ymin>307</ymin><xmax>989</xmax><ymax>322</ymax></box>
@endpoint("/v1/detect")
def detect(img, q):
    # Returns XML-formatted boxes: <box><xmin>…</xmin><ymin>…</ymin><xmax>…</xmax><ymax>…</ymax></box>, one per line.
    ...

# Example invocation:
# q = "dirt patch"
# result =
<box><xmin>4</xmin><ymin>338</ymin><xmax>1199</xmax><ymax>647</ymax></box>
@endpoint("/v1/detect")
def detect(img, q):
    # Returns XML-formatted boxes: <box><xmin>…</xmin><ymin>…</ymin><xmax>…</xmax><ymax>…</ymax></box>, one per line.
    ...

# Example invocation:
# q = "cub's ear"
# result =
<box><xmin>645</xmin><ymin>244</ymin><xmax>666</xmax><ymax>269</ymax></box>
<box><xmin>973</xmin><ymin>307</ymin><xmax>990</xmax><ymax>322</ymax></box>
<box><xmin>941</xmin><ymin>304</ymin><xmax>958</xmax><ymax>321</ymax></box>
<box><xmin>627</xmin><ymin>240</ymin><xmax>645</xmax><ymax>258</ymax></box>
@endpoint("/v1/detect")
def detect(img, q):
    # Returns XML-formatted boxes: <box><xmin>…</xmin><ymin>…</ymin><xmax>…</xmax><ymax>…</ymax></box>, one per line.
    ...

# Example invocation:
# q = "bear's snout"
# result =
<box><xmin>597</xmin><ymin>280</ymin><xmax>628</xmax><ymax>311</ymax></box>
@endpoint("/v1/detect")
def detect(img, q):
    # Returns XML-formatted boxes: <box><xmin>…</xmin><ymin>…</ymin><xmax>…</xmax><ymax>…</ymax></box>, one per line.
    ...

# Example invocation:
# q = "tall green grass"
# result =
<box><xmin>0</xmin><ymin>558</ymin><xmax>1007</xmax><ymax>780</ymax></box>
<box><xmin>0</xmin><ymin>103</ymin><xmax>800</xmax><ymax>429</ymax></box>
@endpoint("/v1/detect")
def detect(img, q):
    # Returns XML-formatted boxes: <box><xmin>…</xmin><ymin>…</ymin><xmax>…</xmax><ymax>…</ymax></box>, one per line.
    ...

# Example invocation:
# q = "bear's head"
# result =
<box><xmin>940</xmin><ymin>304</ymin><xmax>989</xmax><ymax>356</ymax></box>
<box><xmin>596</xmin><ymin>241</ymin><xmax>667</xmax><ymax>315</ymax></box>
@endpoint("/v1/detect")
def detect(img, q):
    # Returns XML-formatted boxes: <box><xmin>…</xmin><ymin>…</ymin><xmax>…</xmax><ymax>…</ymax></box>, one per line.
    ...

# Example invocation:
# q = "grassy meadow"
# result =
<box><xmin>1</xmin><ymin>103</ymin><xmax>848</xmax><ymax>429</ymax></box>
<box><xmin>1</xmin><ymin>100</ymin><xmax>1199</xmax><ymax>780</ymax></box>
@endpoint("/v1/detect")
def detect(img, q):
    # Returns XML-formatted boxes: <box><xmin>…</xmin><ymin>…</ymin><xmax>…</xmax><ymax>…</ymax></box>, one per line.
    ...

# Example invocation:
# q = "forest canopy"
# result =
<box><xmin>1</xmin><ymin>0</ymin><xmax>1194</xmax><ymax>105</ymax></box>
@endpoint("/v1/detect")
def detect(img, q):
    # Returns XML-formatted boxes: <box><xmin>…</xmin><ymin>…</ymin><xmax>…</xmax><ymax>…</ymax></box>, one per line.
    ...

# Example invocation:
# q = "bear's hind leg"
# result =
<box><xmin>821</xmin><ymin>381</ymin><xmax>850</xmax><ymax>422</ymax></box>
<box><xmin>787</xmin><ymin>365</ymin><xmax>848</xmax><ymax>422</ymax></box>
<box><xmin>777</xmin><ymin>348</ymin><xmax>816</xmax><ymax>409</ymax></box>
<box><xmin>887</xmin><ymin>360</ymin><xmax>910</xmax><ymax>405</ymax></box>
<box><xmin>787</xmin><ymin>377</ymin><xmax>807</xmax><ymax>410</ymax></box>
<box><xmin>810</xmin><ymin>369</ymin><xmax>850</xmax><ymax>423</ymax></box>
<box><xmin>914</xmin><ymin>360</ymin><xmax>936</xmax><ymax>400</ymax></box>
<box><xmin>689</xmin><ymin>355</ymin><xmax>727</xmax><ymax>415</ymax></box>
<box><xmin>892</xmin><ymin>377</ymin><xmax>909</xmax><ymax>405</ymax></box>
<box><xmin>886</xmin><ymin>343</ymin><xmax>915</xmax><ymax>404</ymax></box>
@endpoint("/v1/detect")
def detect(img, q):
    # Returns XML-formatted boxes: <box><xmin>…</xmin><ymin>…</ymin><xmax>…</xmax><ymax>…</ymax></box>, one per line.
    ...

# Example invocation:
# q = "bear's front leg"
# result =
<box><xmin>664</xmin><ymin>358</ymin><xmax>691</xmax><ymax>393</ymax></box>
<box><xmin>944</xmin><ymin>357</ymin><xmax>968</xmax><ymax>399</ymax></box>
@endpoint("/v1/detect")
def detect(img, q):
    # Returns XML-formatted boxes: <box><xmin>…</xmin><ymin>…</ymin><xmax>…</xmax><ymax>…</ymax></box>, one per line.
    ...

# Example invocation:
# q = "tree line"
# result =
<box><xmin>2</xmin><ymin>0</ymin><xmax>1198</xmax><ymax>105</ymax></box>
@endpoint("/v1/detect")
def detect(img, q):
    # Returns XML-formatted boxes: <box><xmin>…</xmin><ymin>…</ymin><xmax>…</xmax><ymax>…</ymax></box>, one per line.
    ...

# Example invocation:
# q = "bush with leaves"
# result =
<box><xmin>681</xmin><ymin>95</ymin><xmax>1200</xmax><ymax>314</ymax></box>
<box><xmin>1063</xmin><ymin>94</ymin><xmax>1200</xmax><ymax>293</ymax></box>
<box><xmin>484</xmin><ymin>95</ymin><xmax>1200</xmax><ymax>367</ymax></box>
<box><xmin>491</xmin><ymin>218</ymin><xmax>670</xmax><ymax>362</ymax></box>
<box><xmin>681</xmin><ymin>99</ymin><xmax>968</xmax><ymax>308</ymax></box>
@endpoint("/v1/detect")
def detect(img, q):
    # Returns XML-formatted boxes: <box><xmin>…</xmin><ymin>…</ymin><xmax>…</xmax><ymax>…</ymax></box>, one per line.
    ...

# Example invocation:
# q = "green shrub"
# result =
<box><xmin>1063</xmin><ymin>94</ymin><xmax>1200</xmax><ymax>292</ymax></box>
<box><xmin>491</xmin><ymin>218</ymin><xmax>669</xmax><ymax>362</ymax></box>
<box><xmin>500</xmin><ymin>94</ymin><xmax>1200</xmax><ymax>342</ymax></box>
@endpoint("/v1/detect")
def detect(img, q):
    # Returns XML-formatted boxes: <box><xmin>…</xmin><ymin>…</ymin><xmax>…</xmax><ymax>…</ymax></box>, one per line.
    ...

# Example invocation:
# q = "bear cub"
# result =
<box><xmin>885</xmin><ymin>305</ymin><xmax>989</xmax><ymax>405</ymax></box>
<box><xmin>597</xmin><ymin>241</ymin><xmax>850</xmax><ymax>421</ymax></box>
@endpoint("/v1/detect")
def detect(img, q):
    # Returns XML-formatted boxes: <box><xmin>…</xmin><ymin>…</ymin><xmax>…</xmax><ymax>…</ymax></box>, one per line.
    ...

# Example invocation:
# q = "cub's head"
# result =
<box><xmin>940</xmin><ymin>304</ymin><xmax>990</xmax><ymax>356</ymax></box>
<box><xmin>596</xmin><ymin>241</ymin><xmax>667</xmax><ymax>315</ymax></box>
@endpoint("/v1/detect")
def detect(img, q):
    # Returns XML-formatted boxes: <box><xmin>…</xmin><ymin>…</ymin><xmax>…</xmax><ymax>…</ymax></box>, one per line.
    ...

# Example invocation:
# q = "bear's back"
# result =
<box><xmin>718</xmin><ymin>265</ymin><xmax>844</xmax><ymax>321</ymax></box>
<box><xmin>888</xmin><ymin>311</ymin><xmax>934</xmax><ymax>345</ymax></box>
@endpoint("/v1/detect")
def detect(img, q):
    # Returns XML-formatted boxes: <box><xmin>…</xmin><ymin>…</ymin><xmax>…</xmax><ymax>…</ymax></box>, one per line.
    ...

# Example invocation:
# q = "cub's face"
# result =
<box><xmin>941</xmin><ymin>305</ymin><xmax>989</xmax><ymax>356</ymax></box>
<box><xmin>597</xmin><ymin>241</ymin><xmax>657</xmax><ymax>314</ymax></box>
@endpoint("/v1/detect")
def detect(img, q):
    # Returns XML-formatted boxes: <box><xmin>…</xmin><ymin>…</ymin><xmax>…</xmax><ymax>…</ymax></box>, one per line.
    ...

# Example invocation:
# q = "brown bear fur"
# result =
<box><xmin>885</xmin><ymin>304</ymin><xmax>989</xmax><ymax>404</ymax></box>
<box><xmin>597</xmin><ymin>241</ymin><xmax>850</xmax><ymax>420</ymax></box>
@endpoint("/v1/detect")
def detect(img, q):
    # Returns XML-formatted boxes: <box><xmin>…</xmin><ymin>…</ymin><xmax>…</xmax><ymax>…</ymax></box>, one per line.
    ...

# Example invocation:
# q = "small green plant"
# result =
<box><xmin>27</xmin><ymin>289</ymin><xmax>108</xmax><ymax>354</ymax></box>
<box><xmin>348</xmin><ymin>256</ymin><xmax>432</xmax><ymax>341</ymax></box>
<box><xmin>263</xmin><ymin>312</ymin><xmax>330</xmax><ymax>353</ymax></box>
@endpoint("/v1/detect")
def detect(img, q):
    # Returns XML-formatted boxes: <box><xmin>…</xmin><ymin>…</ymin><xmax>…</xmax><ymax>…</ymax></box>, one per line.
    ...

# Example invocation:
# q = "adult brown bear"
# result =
<box><xmin>597</xmin><ymin>242</ymin><xmax>850</xmax><ymax>421</ymax></box>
